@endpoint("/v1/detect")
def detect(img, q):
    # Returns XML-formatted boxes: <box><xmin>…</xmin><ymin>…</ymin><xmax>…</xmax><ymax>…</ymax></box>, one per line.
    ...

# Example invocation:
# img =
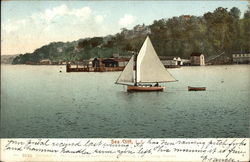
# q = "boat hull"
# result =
<box><xmin>127</xmin><ymin>85</ymin><xmax>165</xmax><ymax>92</ymax></box>
<box><xmin>188</xmin><ymin>86</ymin><xmax>206</xmax><ymax>91</ymax></box>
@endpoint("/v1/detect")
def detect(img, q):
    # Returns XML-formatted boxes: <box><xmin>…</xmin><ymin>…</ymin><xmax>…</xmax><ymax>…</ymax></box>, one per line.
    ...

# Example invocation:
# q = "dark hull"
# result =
<box><xmin>188</xmin><ymin>86</ymin><xmax>206</xmax><ymax>91</ymax></box>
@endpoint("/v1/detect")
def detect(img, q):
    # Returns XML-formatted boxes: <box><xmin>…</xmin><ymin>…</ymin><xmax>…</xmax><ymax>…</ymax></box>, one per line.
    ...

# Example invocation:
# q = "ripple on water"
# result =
<box><xmin>1</xmin><ymin>65</ymin><xmax>249</xmax><ymax>137</ymax></box>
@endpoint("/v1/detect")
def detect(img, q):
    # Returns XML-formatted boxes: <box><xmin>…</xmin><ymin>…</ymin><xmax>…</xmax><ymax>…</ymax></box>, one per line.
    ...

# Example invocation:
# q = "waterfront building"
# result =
<box><xmin>90</xmin><ymin>57</ymin><xmax>129</xmax><ymax>68</ymax></box>
<box><xmin>40</xmin><ymin>59</ymin><xmax>52</xmax><ymax>65</ymax></box>
<box><xmin>159</xmin><ymin>56</ymin><xmax>183</xmax><ymax>68</ymax></box>
<box><xmin>101</xmin><ymin>59</ymin><xmax>118</xmax><ymax>67</ymax></box>
<box><xmin>92</xmin><ymin>58</ymin><xmax>100</xmax><ymax>67</ymax></box>
<box><xmin>232</xmin><ymin>53</ymin><xmax>250</xmax><ymax>64</ymax></box>
<box><xmin>182</xmin><ymin>59</ymin><xmax>191</xmax><ymax>66</ymax></box>
<box><xmin>190</xmin><ymin>52</ymin><xmax>205</xmax><ymax>66</ymax></box>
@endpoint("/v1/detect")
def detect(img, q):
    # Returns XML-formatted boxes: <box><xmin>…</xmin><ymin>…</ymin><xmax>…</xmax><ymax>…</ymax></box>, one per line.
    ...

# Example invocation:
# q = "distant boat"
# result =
<box><xmin>115</xmin><ymin>36</ymin><xmax>176</xmax><ymax>91</ymax></box>
<box><xmin>188</xmin><ymin>86</ymin><xmax>206</xmax><ymax>91</ymax></box>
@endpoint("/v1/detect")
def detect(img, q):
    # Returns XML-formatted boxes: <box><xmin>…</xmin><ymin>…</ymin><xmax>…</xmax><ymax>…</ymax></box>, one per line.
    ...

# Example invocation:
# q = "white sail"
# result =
<box><xmin>116</xmin><ymin>55</ymin><xmax>134</xmax><ymax>85</ymax></box>
<box><xmin>137</xmin><ymin>36</ymin><xmax>176</xmax><ymax>83</ymax></box>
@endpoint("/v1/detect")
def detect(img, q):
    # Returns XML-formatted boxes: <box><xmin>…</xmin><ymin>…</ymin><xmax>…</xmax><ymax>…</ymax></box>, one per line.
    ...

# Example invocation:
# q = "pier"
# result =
<box><xmin>66</xmin><ymin>64</ymin><xmax>125</xmax><ymax>72</ymax></box>
<box><xmin>66</xmin><ymin>57</ymin><xmax>129</xmax><ymax>72</ymax></box>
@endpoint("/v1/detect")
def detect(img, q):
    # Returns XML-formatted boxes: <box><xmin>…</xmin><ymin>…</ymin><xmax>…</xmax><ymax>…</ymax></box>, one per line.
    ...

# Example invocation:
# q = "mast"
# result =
<box><xmin>134</xmin><ymin>52</ymin><xmax>137</xmax><ymax>85</ymax></box>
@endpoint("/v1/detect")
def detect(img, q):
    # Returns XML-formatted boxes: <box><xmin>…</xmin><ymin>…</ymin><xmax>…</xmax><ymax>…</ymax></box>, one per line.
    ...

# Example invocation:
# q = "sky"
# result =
<box><xmin>1</xmin><ymin>1</ymin><xmax>249</xmax><ymax>55</ymax></box>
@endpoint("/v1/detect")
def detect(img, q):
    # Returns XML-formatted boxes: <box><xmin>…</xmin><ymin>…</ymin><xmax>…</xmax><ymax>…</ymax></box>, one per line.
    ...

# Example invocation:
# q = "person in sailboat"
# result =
<box><xmin>154</xmin><ymin>82</ymin><xmax>159</xmax><ymax>87</ymax></box>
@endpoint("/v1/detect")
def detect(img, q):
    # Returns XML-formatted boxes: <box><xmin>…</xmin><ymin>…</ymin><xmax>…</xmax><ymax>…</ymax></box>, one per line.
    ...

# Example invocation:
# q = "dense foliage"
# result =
<box><xmin>12</xmin><ymin>7</ymin><xmax>250</xmax><ymax>64</ymax></box>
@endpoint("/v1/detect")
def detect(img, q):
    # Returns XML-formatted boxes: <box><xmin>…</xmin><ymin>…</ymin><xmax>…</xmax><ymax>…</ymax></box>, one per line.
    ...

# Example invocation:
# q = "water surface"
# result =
<box><xmin>1</xmin><ymin>65</ymin><xmax>249</xmax><ymax>138</ymax></box>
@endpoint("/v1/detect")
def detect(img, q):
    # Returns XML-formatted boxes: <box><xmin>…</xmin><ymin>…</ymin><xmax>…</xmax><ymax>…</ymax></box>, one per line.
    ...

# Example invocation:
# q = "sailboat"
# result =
<box><xmin>116</xmin><ymin>36</ymin><xmax>176</xmax><ymax>91</ymax></box>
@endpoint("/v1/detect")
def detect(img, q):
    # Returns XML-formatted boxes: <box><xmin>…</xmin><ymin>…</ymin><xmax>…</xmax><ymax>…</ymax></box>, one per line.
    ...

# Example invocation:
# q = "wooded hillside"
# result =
<box><xmin>12</xmin><ymin>7</ymin><xmax>250</xmax><ymax>64</ymax></box>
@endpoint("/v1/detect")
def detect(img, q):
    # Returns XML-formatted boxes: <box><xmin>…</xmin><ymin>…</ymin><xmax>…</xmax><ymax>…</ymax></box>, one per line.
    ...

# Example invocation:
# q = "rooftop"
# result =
<box><xmin>191</xmin><ymin>52</ymin><xmax>203</xmax><ymax>56</ymax></box>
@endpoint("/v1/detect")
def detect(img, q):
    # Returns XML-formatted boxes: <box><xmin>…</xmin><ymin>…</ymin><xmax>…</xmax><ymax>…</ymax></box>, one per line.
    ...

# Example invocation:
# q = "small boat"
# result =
<box><xmin>115</xmin><ymin>36</ymin><xmax>176</xmax><ymax>92</ymax></box>
<box><xmin>188</xmin><ymin>86</ymin><xmax>206</xmax><ymax>91</ymax></box>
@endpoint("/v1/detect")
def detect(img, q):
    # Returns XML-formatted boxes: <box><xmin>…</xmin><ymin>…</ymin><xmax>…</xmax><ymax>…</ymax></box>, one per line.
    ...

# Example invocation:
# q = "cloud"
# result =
<box><xmin>71</xmin><ymin>7</ymin><xmax>92</xmax><ymax>20</ymax></box>
<box><xmin>95</xmin><ymin>15</ymin><xmax>105</xmax><ymax>23</ymax></box>
<box><xmin>2</xmin><ymin>23</ymin><xmax>18</xmax><ymax>33</ymax></box>
<box><xmin>119</xmin><ymin>14</ymin><xmax>135</xmax><ymax>28</ymax></box>
<box><xmin>2</xmin><ymin>4</ymin><xmax>111</xmax><ymax>54</ymax></box>
<box><xmin>43</xmin><ymin>4</ymin><xmax>69</xmax><ymax>21</ymax></box>
<box><xmin>41</xmin><ymin>4</ymin><xmax>92</xmax><ymax>22</ymax></box>
<box><xmin>2</xmin><ymin>4</ymin><xmax>97</xmax><ymax>34</ymax></box>
<box><xmin>2</xmin><ymin>19</ymin><xmax>27</xmax><ymax>33</ymax></box>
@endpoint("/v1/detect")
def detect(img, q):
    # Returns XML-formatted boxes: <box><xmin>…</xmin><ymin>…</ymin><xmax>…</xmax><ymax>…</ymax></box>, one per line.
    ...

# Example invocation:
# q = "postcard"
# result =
<box><xmin>1</xmin><ymin>0</ymin><xmax>249</xmax><ymax>161</ymax></box>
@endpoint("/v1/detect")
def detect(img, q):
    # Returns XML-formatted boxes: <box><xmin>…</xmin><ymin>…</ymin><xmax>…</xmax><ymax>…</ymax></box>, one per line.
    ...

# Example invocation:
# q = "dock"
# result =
<box><xmin>66</xmin><ymin>57</ymin><xmax>129</xmax><ymax>72</ymax></box>
<box><xmin>66</xmin><ymin>64</ymin><xmax>125</xmax><ymax>72</ymax></box>
<box><xmin>164</xmin><ymin>65</ymin><xmax>181</xmax><ymax>68</ymax></box>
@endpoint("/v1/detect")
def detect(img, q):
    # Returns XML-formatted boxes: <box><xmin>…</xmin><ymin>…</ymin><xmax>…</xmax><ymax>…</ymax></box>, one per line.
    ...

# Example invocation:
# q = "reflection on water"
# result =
<box><xmin>1</xmin><ymin>65</ymin><xmax>249</xmax><ymax>137</ymax></box>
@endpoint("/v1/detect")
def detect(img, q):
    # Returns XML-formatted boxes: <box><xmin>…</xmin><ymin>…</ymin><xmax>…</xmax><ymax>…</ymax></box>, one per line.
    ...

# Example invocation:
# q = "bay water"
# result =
<box><xmin>1</xmin><ymin>65</ymin><xmax>249</xmax><ymax>138</ymax></box>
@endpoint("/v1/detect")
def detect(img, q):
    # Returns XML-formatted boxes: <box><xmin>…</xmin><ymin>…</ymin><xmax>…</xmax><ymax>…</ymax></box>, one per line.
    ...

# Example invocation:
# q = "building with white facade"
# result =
<box><xmin>232</xmin><ymin>53</ymin><xmax>250</xmax><ymax>64</ymax></box>
<box><xmin>190</xmin><ymin>53</ymin><xmax>205</xmax><ymax>66</ymax></box>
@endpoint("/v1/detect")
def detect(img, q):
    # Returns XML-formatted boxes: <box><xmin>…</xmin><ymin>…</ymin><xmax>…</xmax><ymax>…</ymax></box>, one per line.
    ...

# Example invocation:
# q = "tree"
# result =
<box><xmin>242</xmin><ymin>5</ymin><xmax>250</xmax><ymax>52</ymax></box>
<box><xmin>230</xmin><ymin>7</ymin><xmax>241</xmax><ymax>19</ymax></box>
<box><xmin>13</xmin><ymin>6</ymin><xmax>248</xmax><ymax>64</ymax></box>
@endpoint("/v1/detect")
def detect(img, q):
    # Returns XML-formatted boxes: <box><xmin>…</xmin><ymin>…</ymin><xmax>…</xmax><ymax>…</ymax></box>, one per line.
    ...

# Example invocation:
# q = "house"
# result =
<box><xmin>182</xmin><ymin>59</ymin><xmax>191</xmax><ymax>66</ymax></box>
<box><xmin>116</xmin><ymin>58</ymin><xmax>129</xmax><ymax>67</ymax></box>
<box><xmin>60</xmin><ymin>61</ymin><xmax>68</xmax><ymax>65</ymax></box>
<box><xmin>173</xmin><ymin>57</ymin><xmax>183</xmax><ymax>65</ymax></box>
<box><xmin>160</xmin><ymin>56</ymin><xmax>183</xmax><ymax>67</ymax></box>
<box><xmin>92</xmin><ymin>58</ymin><xmax>100</xmax><ymax>67</ymax></box>
<box><xmin>52</xmin><ymin>61</ymin><xmax>59</xmax><ymax>65</ymax></box>
<box><xmin>40</xmin><ymin>59</ymin><xmax>52</xmax><ymax>65</ymax></box>
<box><xmin>112</xmin><ymin>53</ymin><xmax>120</xmax><ymax>58</ymax></box>
<box><xmin>181</xmin><ymin>15</ymin><xmax>191</xmax><ymax>20</ymax></box>
<box><xmin>190</xmin><ymin>52</ymin><xmax>205</xmax><ymax>66</ymax></box>
<box><xmin>101</xmin><ymin>58</ymin><xmax>118</xmax><ymax>67</ymax></box>
<box><xmin>232</xmin><ymin>53</ymin><xmax>250</xmax><ymax>64</ymax></box>
<box><xmin>57</xmin><ymin>47</ymin><xmax>63</xmax><ymax>53</ymax></box>
<box><xmin>133</xmin><ymin>24</ymin><xmax>151</xmax><ymax>35</ymax></box>
<box><xmin>89</xmin><ymin>57</ymin><xmax>130</xmax><ymax>68</ymax></box>
<box><xmin>161</xmin><ymin>60</ymin><xmax>176</xmax><ymax>66</ymax></box>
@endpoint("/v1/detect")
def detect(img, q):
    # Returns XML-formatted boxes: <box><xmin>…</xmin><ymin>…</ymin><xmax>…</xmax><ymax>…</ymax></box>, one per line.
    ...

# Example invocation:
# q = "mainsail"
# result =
<box><xmin>116</xmin><ymin>55</ymin><xmax>135</xmax><ymax>85</ymax></box>
<box><xmin>116</xmin><ymin>36</ymin><xmax>176</xmax><ymax>85</ymax></box>
<box><xmin>137</xmin><ymin>36</ymin><xmax>176</xmax><ymax>83</ymax></box>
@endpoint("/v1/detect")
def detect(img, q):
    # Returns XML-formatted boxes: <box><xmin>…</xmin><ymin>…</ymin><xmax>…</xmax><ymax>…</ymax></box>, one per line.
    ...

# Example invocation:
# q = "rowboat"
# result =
<box><xmin>188</xmin><ymin>86</ymin><xmax>206</xmax><ymax>91</ymax></box>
